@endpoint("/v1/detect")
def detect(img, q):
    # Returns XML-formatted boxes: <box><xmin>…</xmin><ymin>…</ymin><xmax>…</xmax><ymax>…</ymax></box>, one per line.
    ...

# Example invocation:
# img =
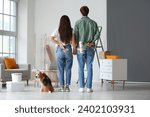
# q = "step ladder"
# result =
<box><xmin>94</xmin><ymin>26</ymin><xmax>104</xmax><ymax>68</ymax></box>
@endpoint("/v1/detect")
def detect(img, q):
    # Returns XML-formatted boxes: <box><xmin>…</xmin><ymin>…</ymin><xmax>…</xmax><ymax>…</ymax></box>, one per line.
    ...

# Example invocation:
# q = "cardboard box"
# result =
<box><xmin>99</xmin><ymin>51</ymin><xmax>105</xmax><ymax>58</ymax></box>
<box><xmin>99</xmin><ymin>51</ymin><xmax>111</xmax><ymax>59</ymax></box>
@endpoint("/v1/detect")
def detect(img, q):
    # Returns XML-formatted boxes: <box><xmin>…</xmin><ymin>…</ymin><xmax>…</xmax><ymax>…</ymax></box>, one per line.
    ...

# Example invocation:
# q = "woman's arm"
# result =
<box><xmin>50</xmin><ymin>36</ymin><xmax>64</xmax><ymax>49</ymax></box>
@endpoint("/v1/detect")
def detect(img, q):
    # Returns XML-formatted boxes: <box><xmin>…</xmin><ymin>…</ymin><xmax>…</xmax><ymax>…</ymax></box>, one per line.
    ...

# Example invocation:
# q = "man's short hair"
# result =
<box><xmin>80</xmin><ymin>6</ymin><xmax>89</xmax><ymax>16</ymax></box>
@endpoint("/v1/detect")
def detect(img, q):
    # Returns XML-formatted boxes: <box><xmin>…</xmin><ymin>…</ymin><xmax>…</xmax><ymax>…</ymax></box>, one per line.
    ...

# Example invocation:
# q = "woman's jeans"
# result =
<box><xmin>56</xmin><ymin>44</ymin><xmax>73</xmax><ymax>86</ymax></box>
<box><xmin>77</xmin><ymin>47</ymin><xmax>95</xmax><ymax>89</ymax></box>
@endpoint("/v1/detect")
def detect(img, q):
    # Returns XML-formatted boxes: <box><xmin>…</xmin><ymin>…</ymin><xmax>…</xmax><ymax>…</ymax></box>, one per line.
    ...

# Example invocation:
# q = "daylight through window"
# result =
<box><xmin>0</xmin><ymin>0</ymin><xmax>17</xmax><ymax>58</ymax></box>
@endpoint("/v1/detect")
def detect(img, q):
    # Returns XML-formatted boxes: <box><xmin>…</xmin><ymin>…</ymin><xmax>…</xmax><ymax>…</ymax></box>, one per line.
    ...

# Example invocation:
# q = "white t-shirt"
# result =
<box><xmin>51</xmin><ymin>28</ymin><xmax>67</xmax><ymax>45</ymax></box>
<box><xmin>51</xmin><ymin>29</ymin><xmax>60</xmax><ymax>40</ymax></box>
<box><xmin>51</xmin><ymin>28</ymin><xmax>73</xmax><ymax>45</ymax></box>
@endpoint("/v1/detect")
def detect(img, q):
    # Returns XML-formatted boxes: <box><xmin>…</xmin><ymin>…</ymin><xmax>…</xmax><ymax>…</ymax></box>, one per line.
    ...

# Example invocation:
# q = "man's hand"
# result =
<box><xmin>86</xmin><ymin>42</ymin><xmax>95</xmax><ymax>47</ymax></box>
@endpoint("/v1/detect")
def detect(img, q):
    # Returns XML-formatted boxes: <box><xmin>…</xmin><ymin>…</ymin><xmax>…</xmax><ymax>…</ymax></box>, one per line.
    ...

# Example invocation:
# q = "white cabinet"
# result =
<box><xmin>100</xmin><ymin>59</ymin><xmax>127</xmax><ymax>89</ymax></box>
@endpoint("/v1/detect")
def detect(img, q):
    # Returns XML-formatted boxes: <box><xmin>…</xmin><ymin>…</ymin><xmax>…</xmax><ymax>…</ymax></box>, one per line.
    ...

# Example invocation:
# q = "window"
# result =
<box><xmin>0</xmin><ymin>0</ymin><xmax>17</xmax><ymax>58</ymax></box>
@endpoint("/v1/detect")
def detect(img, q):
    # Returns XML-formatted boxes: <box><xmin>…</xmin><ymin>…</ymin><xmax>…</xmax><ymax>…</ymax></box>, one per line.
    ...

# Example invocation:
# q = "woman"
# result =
<box><xmin>50</xmin><ymin>15</ymin><xmax>76</xmax><ymax>92</ymax></box>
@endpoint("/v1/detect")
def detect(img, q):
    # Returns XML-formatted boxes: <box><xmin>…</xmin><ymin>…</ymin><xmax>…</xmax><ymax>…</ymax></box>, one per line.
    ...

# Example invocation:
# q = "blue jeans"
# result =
<box><xmin>77</xmin><ymin>47</ymin><xmax>95</xmax><ymax>88</ymax></box>
<box><xmin>56</xmin><ymin>44</ymin><xmax>73</xmax><ymax>86</ymax></box>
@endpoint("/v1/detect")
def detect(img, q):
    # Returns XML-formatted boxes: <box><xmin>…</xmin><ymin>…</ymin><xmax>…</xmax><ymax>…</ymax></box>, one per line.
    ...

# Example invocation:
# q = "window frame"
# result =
<box><xmin>0</xmin><ymin>0</ymin><xmax>18</xmax><ymax>58</ymax></box>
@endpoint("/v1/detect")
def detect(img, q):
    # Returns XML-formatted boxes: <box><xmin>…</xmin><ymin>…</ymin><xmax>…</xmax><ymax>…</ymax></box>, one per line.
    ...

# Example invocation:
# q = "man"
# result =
<box><xmin>74</xmin><ymin>6</ymin><xmax>100</xmax><ymax>93</ymax></box>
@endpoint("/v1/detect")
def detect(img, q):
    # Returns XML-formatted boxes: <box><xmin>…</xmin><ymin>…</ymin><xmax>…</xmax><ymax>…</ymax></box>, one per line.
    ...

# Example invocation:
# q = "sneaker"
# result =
<box><xmin>86</xmin><ymin>88</ymin><xmax>93</xmax><ymax>93</ymax></box>
<box><xmin>79</xmin><ymin>88</ymin><xmax>84</xmax><ymax>93</ymax></box>
<box><xmin>65</xmin><ymin>85</ymin><xmax>70</xmax><ymax>92</ymax></box>
<box><xmin>58</xmin><ymin>86</ymin><xmax>65</xmax><ymax>92</ymax></box>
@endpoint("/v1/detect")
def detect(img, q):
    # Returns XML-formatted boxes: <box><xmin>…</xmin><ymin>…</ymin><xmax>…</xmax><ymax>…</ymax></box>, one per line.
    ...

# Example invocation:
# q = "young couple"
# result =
<box><xmin>50</xmin><ymin>6</ymin><xmax>100</xmax><ymax>93</ymax></box>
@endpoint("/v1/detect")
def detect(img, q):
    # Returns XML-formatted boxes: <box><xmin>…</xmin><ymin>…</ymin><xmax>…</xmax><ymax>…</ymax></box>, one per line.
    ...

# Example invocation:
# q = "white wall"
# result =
<box><xmin>34</xmin><ymin>0</ymin><xmax>107</xmax><ymax>82</ymax></box>
<box><xmin>18</xmin><ymin>0</ymin><xmax>35</xmax><ymax>66</ymax></box>
<box><xmin>18</xmin><ymin>0</ymin><xmax>27</xmax><ymax>63</ymax></box>
<box><xmin>34</xmin><ymin>0</ymin><xmax>107</xmax><ymax>50</ymax></box>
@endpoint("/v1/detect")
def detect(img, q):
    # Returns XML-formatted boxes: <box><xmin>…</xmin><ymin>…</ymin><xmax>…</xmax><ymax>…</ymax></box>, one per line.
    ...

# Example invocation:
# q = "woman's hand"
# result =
<box><xmin>58</xmin><ymin>42</ymin><xmax>65</xmax><ymax>49</ymax></box>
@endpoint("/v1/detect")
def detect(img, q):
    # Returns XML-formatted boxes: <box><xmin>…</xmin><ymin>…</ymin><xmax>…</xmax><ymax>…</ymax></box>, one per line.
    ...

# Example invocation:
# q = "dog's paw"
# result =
<box><xmin>40</xmin><ymin>88</ymin><xmax>43</xmax><ymax>92</ymax></box>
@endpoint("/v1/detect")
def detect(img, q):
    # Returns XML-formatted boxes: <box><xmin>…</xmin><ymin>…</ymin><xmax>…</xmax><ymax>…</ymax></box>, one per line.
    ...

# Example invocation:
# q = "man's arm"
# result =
<box><xmin>74</xmin><ymin>22</ymin><xmax>79</xmax><ymax>43</ymax></box>
<box><xmin>93</xmin><ymin>24</ymin><xmax>100</xmax><ymax>42</ymax></box>
<box><xmin>71</xmin><ymin>33</ymin><xmax>77</xmax><ymax>55</ymax></box>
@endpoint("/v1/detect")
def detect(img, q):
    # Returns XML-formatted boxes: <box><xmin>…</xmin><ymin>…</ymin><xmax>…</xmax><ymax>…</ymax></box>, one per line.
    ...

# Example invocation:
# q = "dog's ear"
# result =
<box><xmin>41</xmin><ymin>70</ymin><xmax>46</xmax><ymax>74</ymax></box>
<box><xmin>42</xmin><ymin>72</ymin><xmax>46</xmax><ymax>75</ymax></box>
